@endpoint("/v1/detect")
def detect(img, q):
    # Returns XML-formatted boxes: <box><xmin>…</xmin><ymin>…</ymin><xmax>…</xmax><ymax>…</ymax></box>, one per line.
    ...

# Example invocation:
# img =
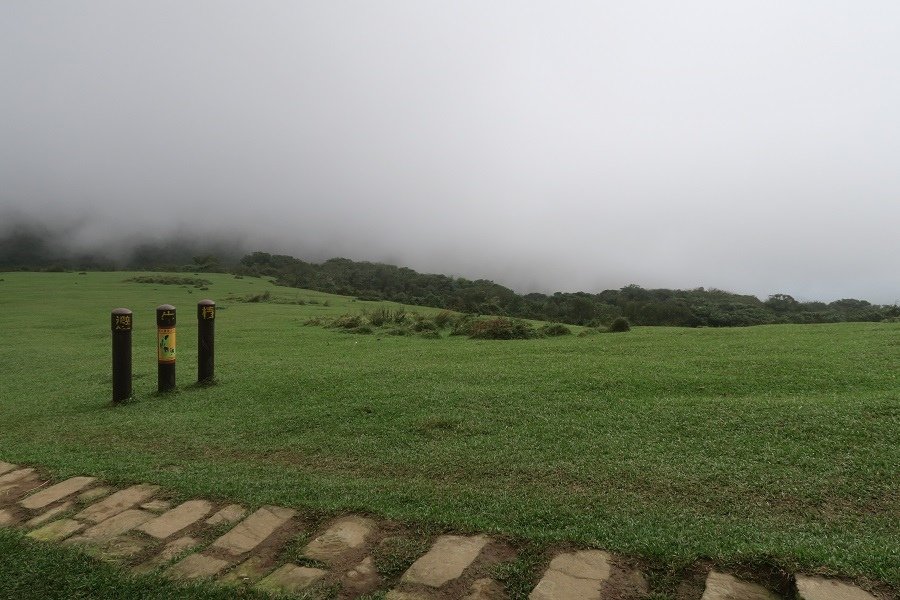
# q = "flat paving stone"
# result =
<box><xmin>386</xmin><ymin>591</ymin><xmax>432</xmax><ymax>600</ymax></box>
<box><xmin>206</xmin><ymin>504</ymin><xmax>247</xmax><ymax>526</ymax></box>
<box><xmin>402</xmin><ymin>534</ymin><xmax>491</xmax><ymax>588</ymax></box>
<box><xmin>137</xmin><ymin>499</ymin><xmax>212</xmax><ymax>539</ymax></box>
<box><xmin>20</xmin><ymin>476</ymin><xmax>96</xmax><ymax>510</ymax></box>
<box><xmin>795</xmin><ymin>576</ymin><xmax>877</xmax><ymax>600</ymax></box>
<box><xmin>78</xmin><ymin>487</ymin><xmax>112</xmax><ymax>503</ymax></box>
<box><xmin>80</xmin><ymin>509</ymin><xmax>155</xmax><ymax>542</ymax></box>
<box><xmin>26</xmin><ymin>501</ymin><xmax>74</xmax><ymax>528</ymax></box>
<box><xmin>529</xmin><ymin>550</ymin><xmax>612</xmax><ymax>600</ymax></box>
<box><xmin>0</xmin><ymin>468</ymin><xmax>36</xmax><ymax>485</ymax></box>
<box><xmin>221</xmin><ymin>556</ymin><xmax>271</xmax><ymax>585</ymax></box>
<box><xmin>27</xmin><ymin>518</ymin><xmax>85</xmax><ymax>542</ymax></box>
<box><xmin>141</xmin><ymin>500</ymin><xmax>172</xmax><ymax>513</ymax></box>
<box><xmin>136</xmin><ymin>535</ymin><xmax>200</xmax><ymax>572</ymax></box>
<box><xmin>701</xmin><ymin>571</ymin><xmax>780</xmax><ymax>600</ymax></box>
<box><xmin>102</xmin><ymin>535</ymin><xmax>151</xmax><ymax>560</ymax></box>
<box><xmin>304</xmin><ymin>515</ymin><xmax>376</xmax><ymax>562</ymax></box>
<box><xmin>210</xmin><ymin>505</ymin><xmax>296</xmax><ymax>556</ymax></box>
<box><xmin>0</xmin><ymin>462</ymin><xmax>17</xmax><ymax>476</ymax></box>
<box><xmin>255</xmin><ymin>563</ymin><xmax>327</xmax><ymax>595</ymax></box>
<box><xmin>168</xmin><ymin>553</ymin><xmax>231</xmax><ymax>580</ymax></box>
<box><xmin>0</xmin><ymin>478</ymin><xmax>44</xmax><ymax>503</ymax></box>
<box><xmin>75</xmin><ymin>484</ymin><xmax>160</xmax><ymax>523</ymax></box>
<box><xmin>466</xmin><ymin>578</ymin><xmax>509</xmax><ymax>599</ymax></box>
<box><xmin>0</xmin><ymin>508</ymin><xmax>16</xmax><ymax>527</ymax></box>
<box><xmin>343</xmin><ymin>556</ymin><xmax>380</xmax><ymax>595</ymax></box>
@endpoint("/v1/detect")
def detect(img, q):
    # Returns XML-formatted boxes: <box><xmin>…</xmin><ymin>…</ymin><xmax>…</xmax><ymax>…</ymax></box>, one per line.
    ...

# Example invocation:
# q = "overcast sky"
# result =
<box><xmin>2</xmin><ymin>1</ymin><xmax>898</xmax><ymax>302</ymax></box>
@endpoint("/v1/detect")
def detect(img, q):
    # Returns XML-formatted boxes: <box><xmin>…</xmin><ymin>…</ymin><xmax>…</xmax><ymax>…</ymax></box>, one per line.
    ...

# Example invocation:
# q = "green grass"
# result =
<box><xmin>0</xmin><ymin>272</ymin><xmax>898</xmax><ymax>590</ymax></box>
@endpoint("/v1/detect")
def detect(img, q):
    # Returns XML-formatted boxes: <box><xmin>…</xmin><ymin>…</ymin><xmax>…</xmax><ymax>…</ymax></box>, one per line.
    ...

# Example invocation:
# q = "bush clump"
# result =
<box><xmin>432</xmin><ymin>310</ymin><xmax>453</xmax><ymax>328</ymax></box>
<box><xmin>608</xmin><ymin>317</ymin><xmax>631</xmax><ymax>332</ymax></box>
<box><xmin>245</xmin><ymin>290</ymin><xmax>271</xmax><ymax>303</ymax></box>
<box><xmin>540</xmin><ymin>323</ymin><xmax>572</xmax><ymax>336</ymax></box>
<box><xmin>125</xmin><ymin>275</ymin><xmax>211</xmax><ymax>286</ymax></box>
<box><xmin>469</xmin><ymin>317</ymin><xmax>538</xmax><ymax>340</ymax></box>
<box><xmin>329</xmin><ymin>314</ymin><xmax>363</xmax><ymax>329</ymax></box>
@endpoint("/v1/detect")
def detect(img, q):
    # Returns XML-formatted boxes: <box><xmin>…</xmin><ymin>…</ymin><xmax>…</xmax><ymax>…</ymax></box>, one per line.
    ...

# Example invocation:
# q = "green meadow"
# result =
<box><xmin>0</xmin><ymin>272</ymin><xmax>897</xmax><ymax>590</ymax></box>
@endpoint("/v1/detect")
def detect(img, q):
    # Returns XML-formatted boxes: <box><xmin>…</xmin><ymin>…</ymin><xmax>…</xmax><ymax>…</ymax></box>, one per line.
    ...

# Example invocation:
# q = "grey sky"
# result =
<box><xmin>2</xmin><ymin>1</ymin><xmax>898</xmax><ymax>303</ymax></box>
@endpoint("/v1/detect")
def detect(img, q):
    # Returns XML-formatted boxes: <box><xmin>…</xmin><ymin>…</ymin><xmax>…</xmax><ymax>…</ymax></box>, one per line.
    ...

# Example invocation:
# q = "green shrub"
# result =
<box><xmin>608</xmin><ymin>317</ymin><xmax>631</xmax><ymax>332</ymax></box>
<box><xmin>348</xmin><ymin>325</ymin><xmax>374</xmax><ymax>334</ymax></box>
<box><xmin>469</xmin><ymin>317</ymin><xmax>537</xmax><ymax>340</ymax></box>
<box><xmin>411</xmin><ymin>319</ymin><xmax>438</xmax><ymax>333</ymax></box>
<box><xmin>419</xmin><ymin>330</ymin><xmax>441</xmax><ymax>339</ymax></box>
<box><xmin>329</xmin><ymin>314</ymin><xmax>363</xmax><ymax>329</ymax></box>
<box><xmin>385</xmin><ymin>327</ymin><xmax>410</xmax><ymax>336</ymax></box>
<box><xmin>433</xmin><ymin>310</ymin><xmax>453</xmax><ymax>328</ymax></box>
<box><xmin>540</xmin><ymin>323</ymin><xmax>572</xmax><ymax>336</ymax></box>
<box><xmin>367</xmin><ymin>308</ymin><xmax>393</xmax><ymax>326</ymax></box>
<box><xmin>245</xmin><ymin>290</ymin><xmax>271</xmax><ymax>303</ymax></box>
<box><xmin>449</xmin><ymin>314</ymin><xmax>476</xmax><ymax>336</ymax></box>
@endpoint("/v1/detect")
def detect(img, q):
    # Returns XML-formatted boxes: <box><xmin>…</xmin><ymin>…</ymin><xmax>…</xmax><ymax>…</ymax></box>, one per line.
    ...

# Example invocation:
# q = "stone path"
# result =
<box><xmin>0</xmin><ymin>460</ymin><xmax>888</xmax><ymax>600</ymax></box>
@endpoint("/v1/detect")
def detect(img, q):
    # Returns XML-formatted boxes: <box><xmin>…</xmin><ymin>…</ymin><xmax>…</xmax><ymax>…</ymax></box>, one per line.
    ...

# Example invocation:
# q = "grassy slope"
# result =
<box><xmin>0</xmin><ymin>272</ymin><xmax>897</xmax><ymax>587</ymax></box>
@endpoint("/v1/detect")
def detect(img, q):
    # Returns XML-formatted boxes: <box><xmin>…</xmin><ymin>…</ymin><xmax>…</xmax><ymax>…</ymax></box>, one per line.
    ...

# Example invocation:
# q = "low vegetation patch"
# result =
<box><xmin>125</xmin><ymin>275</ymin><xmax>212</xmax><ymax>287</ymax></box>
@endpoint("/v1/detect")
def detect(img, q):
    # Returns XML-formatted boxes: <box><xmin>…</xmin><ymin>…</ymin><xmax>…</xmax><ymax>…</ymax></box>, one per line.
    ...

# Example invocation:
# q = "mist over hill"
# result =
<box><xmin>2</xmin><ymin>214</ymin><xmax>896</xmax><ymax>328</ymax></box>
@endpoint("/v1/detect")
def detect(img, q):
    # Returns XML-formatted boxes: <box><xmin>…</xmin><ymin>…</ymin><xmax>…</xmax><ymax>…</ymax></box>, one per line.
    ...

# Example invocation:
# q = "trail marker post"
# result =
<box><xmin>197</xmin><ymin>299</ymin><xmax>215</xmax><ymax>384</ymax></box>
<box><xmin>156</xmin><ymin>304</ymin><xmax>176</xmax><ymax>393</ymax></box>
<box><xmin>111</xmin><ymin>308</ymin><xmax>133</xmax><ymax>403</ymax></box>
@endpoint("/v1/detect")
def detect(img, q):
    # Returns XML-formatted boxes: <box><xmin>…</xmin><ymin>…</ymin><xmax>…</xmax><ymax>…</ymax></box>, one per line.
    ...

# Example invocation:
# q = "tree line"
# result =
<box><xmin>236</xmin><ymin>252</ymin><xmax>899</xmax><ymax>327</ymax></box>
<box><xmin>2</xmin><ymin>223</ymin><xmax>896</xmax><ymax>327</ymax></box>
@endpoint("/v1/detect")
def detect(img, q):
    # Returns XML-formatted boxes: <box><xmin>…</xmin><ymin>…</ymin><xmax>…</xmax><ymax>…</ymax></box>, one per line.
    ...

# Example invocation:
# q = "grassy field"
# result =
<box><xmin>0</xmin><ymin>271</ymin><xmax>897</xmax><ymax>591</ymax></box>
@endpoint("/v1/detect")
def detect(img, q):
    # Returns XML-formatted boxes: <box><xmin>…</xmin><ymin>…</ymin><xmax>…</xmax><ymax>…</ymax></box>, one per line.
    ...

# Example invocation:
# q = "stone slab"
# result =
<box><xmin>78</xmin><ymin>487</ymin><xmax>112</xmax><ymax>503</ymax></box>
<box><xmin>20</xmin><ymin>476</ymin><xmax>96</xmax><ymax>510</ymax></box>
<box><xmin>796</xmin><ymin>576</ymin><xmax>877</xmax><ymax>600</ymax></box>
<box><xmin>386</xmin><ymin>592</ymin><xmax>432</xmax><ymax>600</ymax></box>
<box><xmin>0</xmin><ymin>508</ymin><xmax>16</xmax><ymax>527</ymax></box>
<box><xmin>701</xmin><ymin>572</ymin><xmax>780</xmax><ymax>600</ymax></box>
<box><xmin>26</xmin><ymin>501</ymin><xmax>74</xmax><ymax>528</ymax></box>
<box><xmin>141</xmin><ymin>500</ymin><xmax>172</xmax><ymax>513</ymax></box>
<box><xmin>0</xmin><ymin>478</ymin><xmax>44</xmax><ymax>503</ymax></box>
<box><xmin>402</xmin><ymin>535</ymin><xmax>491</xmax><ymax>588</ymax></box>
<box><xmin>210</xmin><ymin>505</ymin><xmax>296</xmax><ymax>556</ymax></box>
<box><xmin>136</xmin><ymin>535</ymin><xmax>200</xmax><ymax>572</ymax></box>
<box><xmin>304</xmin><ymin>515</ymin><xmax>376</xmax><ymax>562</ymax></box>
<box><xmin>168</xmin><ymin>553</ymin><xmax>231</xmax><ymax>580</ymax></box>
<box><xmin>466</xmin><ymin>578</ymin><xmax>509</xmax><ymax>600</ymax></box>
<box><xmin>137</xmin><ymin>499</ymin><xmax>212</xmax><ymax>539</ymax></box>
<box><xmin>255</xmin><ymin>563</ymin><xmax>327</xmax><ymax>595</ymax></box>
<box><xmin>27</xmin><ymin>518</ymin><xmax>85</xmax><ymax>542</ymax></box>
<box><xmin>75</xmin><ymin>484</ymin><xmax>160</xmax><ymax>523</ymax></box>
<box><xmin>0</xmin><ymin>462</ymin><xmax>16</xmax><ymax>476</ymax></box>
<box><xmin>206</xmin><ymin>504</ymin><xmax>247</xmax><ymax>526</ymax></box>
<box><xmin>221</xmin><ymin>556</ymin><xmax>271</xmax><ymax>585</ymax></box>
<box><xmin>343</xmin><ymin>556</ymin><xmax>380</xmax><ymax>595</ymax></box>
<box><xmin>529</xmin><ymin>550</ymin><xmax>612</xmax><ymax>600</ymax></box>
<box><xmin>102</xmin><ymin>535</ymin><xmax>151</xmax><ymax>560</ymax></box>
<box><xmin>0</xmin><ymin>468</ymin><xmax>36</xmax><ymax>485</ymax></box>
<box><xmin>81</xmin><ymin>509</ymin><xmax>155</xmax><ymax>542</ymax></box>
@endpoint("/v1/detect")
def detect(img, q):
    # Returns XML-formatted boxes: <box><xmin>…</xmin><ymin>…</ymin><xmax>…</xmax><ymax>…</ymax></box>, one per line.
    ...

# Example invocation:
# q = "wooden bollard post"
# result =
<box><xmin>156</xmin><ymin>304</ymin><xmax>176</xmax><ymax>393</ymax></box>
<box><xmin>111</xmin><ymin>308</ymin><xmax>133</xmax><ymax>403</ymax></box>
<box><xmin>197</xmin><ymin>299</ymin><xmax>215</xmax><ymax>384</ymax></box>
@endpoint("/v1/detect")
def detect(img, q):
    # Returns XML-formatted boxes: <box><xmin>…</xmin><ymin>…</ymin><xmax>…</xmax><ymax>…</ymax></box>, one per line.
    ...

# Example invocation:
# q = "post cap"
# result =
<box><xmin>111</xmin><ymin>308</ymin><xmax>133</xmax><ymax>331</ymax></box>
<box><xmin>156</xmin><ymin>304</ymin><xmax>176</xmax><ymax>327</ymax></box>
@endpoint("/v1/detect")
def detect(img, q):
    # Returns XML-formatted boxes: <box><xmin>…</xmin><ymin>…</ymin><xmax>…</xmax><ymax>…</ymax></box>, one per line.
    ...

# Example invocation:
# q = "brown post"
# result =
<box><xmin>111</xmin><ymin>308</ymin><xmax>133</xmax><ymax>403</ymax></box>
<box><xmin>156</xmin><ymin>304</ymin><xmax>176</xmax><ymax>393</ymax></box>
<box><xmin>197</xmin><ymin>299</ymin><xmax>215</xmax><ymax>384</ymax></box>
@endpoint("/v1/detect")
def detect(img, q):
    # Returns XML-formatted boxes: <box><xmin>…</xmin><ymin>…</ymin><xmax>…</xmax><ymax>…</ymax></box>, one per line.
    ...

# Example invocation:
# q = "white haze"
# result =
<box><xmin>1</xmin><ymin>1</ymin><xmax>899</xmax><ymax>303</ymax></box>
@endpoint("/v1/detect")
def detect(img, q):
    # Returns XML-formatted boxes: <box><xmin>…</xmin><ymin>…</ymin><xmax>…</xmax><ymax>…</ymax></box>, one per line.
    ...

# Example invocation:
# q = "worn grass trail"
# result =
<box><xmin>0</xmin><ymin>272</ymin><xmax>897</xmax><ymax>588</ymax></box>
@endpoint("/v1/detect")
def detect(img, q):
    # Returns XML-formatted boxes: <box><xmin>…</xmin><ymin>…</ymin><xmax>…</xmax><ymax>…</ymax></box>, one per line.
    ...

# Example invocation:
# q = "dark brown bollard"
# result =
<box><xmin>156</xmin><ymin>304</ymin><xmax>176</xmax><ymax>393</ymax></box>
<box><xmin>197</xmin><ymin>299</ymin><xmax>215</xmax><ymax>384</ymax></box>
<box><xmin>111</xmin><ymin>308</ymin><xmax>133</xmax><ymax>403</ymax></box>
